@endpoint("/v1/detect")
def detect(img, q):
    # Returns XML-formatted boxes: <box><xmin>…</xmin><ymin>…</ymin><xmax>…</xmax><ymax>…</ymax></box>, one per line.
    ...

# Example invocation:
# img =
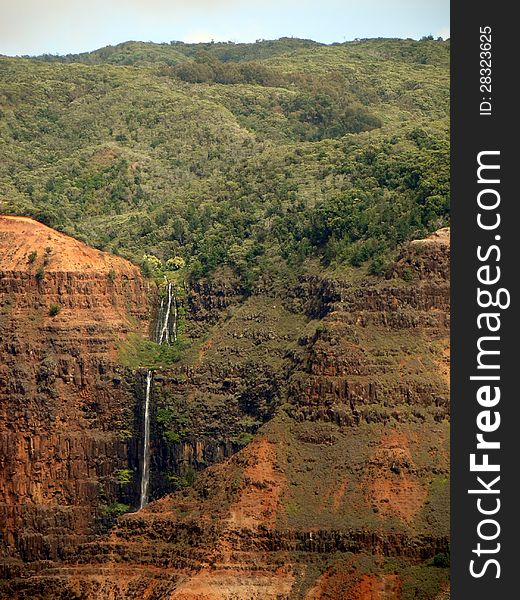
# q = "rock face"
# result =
<box><xmin>0</xmin><ymin>216</ymin><xmax>151</xmax><ymax>576</ymax></box>
<box><xmin>0</xmin><ymin>222</ymin><xmax>450</xmax><ymax>599</ymax></box>
<box><xmin>389</xmin><ymin>227</ymin><xmax>450</xmax><ymax>282</ymax></box>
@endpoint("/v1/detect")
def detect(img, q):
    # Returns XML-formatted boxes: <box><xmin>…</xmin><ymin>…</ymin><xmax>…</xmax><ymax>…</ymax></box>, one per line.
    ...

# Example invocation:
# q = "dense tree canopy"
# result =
<box><xmin>0</xmin><ymin>37</ymin><xmax>449</xmax><ymax>283</ymax></box>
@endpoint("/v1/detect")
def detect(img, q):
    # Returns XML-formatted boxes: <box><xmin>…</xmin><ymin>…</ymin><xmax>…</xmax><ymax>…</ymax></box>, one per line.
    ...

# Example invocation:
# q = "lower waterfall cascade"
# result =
<box><xmin>139</xmin><ymin>370</ymin><xmax>153</xmax><ymax>509</ymax></box>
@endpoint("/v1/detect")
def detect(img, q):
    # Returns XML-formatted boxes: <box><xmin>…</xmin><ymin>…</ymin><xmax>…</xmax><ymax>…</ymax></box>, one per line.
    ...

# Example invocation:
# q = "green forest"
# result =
<box><xmin>0</xmin><ymin>37</ymin><xmax>449</xmax><ymax>284</ymax></box>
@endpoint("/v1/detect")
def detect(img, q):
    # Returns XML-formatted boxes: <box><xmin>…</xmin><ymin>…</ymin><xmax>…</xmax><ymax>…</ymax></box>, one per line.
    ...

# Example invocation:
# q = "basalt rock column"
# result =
<box><xmin>0</xmin><ymin>215</ymin><xmax>151</xmax><ymax>573</ymax></box>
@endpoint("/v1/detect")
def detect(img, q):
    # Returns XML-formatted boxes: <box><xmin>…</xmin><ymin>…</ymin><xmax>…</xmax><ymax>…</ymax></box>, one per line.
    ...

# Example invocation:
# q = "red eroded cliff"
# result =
<box><xmin>0</xmin><ymin>216</ymin><xmax>151</xmax><ymax>576</ymax></box>
<box><xmin>1</xmin><ymin>225</ymin><xmax>450</xmax><ymax>599</ymax></box>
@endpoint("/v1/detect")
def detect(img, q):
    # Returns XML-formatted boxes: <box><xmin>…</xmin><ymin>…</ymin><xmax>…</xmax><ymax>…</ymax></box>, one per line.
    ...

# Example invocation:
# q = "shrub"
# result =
<box><xmin>166</xmin><ymin>256</ymin><xmax>186</xmax><ymax>271</ymax></box>
<box><xmin>166</xmin><ymin>468</ymin><xmax>197</xmax><ymax>491</ymax></box>
<box><xmin>44</xmin><ymin>247</ymin><xmax>53</xmax><ymax>264</ymax></box>
<box><xmin>115</xmin><ymin>468</ymin><xmax>134</xmax><ymax>485</ymax></box>
<box><xmin>142</xmin><ymin>254</ymin><xmax>162</xmax><ymax>277</ymax></box>
<box><xmin>164</xmin><ymin>431</ymin><xmax>182</xmax><ymax>444</ymax></box>
<box><xmin>232</xmin><ymin>432</ymin><xmax>254</xmax><ymax>446</ymax></box>
<box><xmin>369</xmin><ymin>255</ymin><xmax>388</xmax><ymax>276</ymax></box>
<box><xmin>401</xmin><ymin>267</ymin><xmax>415</xmax><ymax>282</ymax></box>
<box><xmin>28</xmin><ymin>250</ymin><xmax>37</xmax><ymax>264</ymax></box>
<box><xmin>48</xmin><ymin>303</ymin><xmax>61</xmax><ymax>316</ymax></box>
<box><xmin>102</xmin><ymin>502</ymin><xmax>130</xmax><ymax>517</ymax></box>
<box><xmin>167</xmin><ymin>474</ymin><xmax>189</xmax><ymax>490</ymax></box>
<box><xmin>432</xmin><ymin>552</ymin><xmax>450</xmax><ymax>568</ymax></box>
<box><xmin>156</xmin><ymin>403</ymin><xmax>188</xmax><ymax>443</ymax></box>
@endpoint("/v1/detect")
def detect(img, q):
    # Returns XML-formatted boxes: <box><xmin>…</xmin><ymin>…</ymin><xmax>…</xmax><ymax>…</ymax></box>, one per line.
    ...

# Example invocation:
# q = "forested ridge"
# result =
<box><xmin>0</xmin><ymin>37</ymin><xmax>449</xmax><ymax>284</ymax></box>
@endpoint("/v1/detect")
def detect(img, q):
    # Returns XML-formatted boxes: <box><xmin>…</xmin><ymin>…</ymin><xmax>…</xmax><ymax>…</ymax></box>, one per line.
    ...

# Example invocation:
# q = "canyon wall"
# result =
<box><xmin>1</xmin><ymin>221</ymin><xmax>450</xmax><ymax>599</ymax></box>
<box><xmin>0</xmin><ymin>216</ymin><xmax>151</xmax><ymax>576</ymax></box>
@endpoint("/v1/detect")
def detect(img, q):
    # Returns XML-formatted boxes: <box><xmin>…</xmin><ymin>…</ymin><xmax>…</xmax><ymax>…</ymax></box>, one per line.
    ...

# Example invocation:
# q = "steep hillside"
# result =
<box><xmin>0</xmin><ymin>37</ymin><xmax>449</xmax><ymax>283</ymax></box>
<box><xmin>1</xmin><ymin>228</ymin><xmax>450</xmax><ymax>599</ymax></box>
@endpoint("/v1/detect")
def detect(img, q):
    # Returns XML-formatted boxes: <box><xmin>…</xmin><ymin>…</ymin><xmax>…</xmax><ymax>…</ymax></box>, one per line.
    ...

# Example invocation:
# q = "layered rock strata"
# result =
<box><xmin>1</xmin><ymin>225</ymin><xmax>450</xmax><ymax>599</ymax></box>
<box><xmin>0</xmin><ymin>216</ymin><xmax>151</xmax><ymax>576</ymax></box>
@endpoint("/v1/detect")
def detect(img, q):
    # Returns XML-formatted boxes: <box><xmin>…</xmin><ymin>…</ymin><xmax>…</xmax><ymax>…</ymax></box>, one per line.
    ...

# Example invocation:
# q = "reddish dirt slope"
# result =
<box><xmin>0</xmin><ymin>215</ymin><xmax>134</xmax><ymax>273</ymax></box>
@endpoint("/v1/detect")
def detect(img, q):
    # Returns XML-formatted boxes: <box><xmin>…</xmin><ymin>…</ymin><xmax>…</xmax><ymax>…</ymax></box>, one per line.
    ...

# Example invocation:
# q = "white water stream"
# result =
<box><xmin>139</xmin><ymin>369</ymin><xmax>153</xmax><ymax>509</ymax></box>
<box><xmin>139</xmin><ymin>281</ymin><xmax>178</xmax><ymax>509</ymax></box>
<box><xmin>156</xmin><ymin>281</ymin><xmax>178</xmax><ymax>344</ymax></box>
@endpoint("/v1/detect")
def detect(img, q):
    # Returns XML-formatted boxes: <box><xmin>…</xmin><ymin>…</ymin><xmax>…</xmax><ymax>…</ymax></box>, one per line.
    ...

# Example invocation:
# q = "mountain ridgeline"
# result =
<box><xmin>0</xmin><ymin>37</ymin><xmax>449</xmax><ymax>285</ymax></box>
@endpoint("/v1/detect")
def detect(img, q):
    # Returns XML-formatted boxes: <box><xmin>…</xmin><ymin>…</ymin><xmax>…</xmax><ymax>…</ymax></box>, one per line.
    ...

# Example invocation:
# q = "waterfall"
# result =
<box><xmin>139</xmin><ymin>280</ymin><xmax>178</xmax><ymax>509</ymax></box>
<box><xmin>172</xmin><ymin>288</ymin><xmax>178</xmax><ymax>342</ymax></box>
<box><xmin>155</xmin><ymin>281</ymin><xmax>177</xmax><ymax>344</ymax></box>
<box><xmin>139</xmin><ymin>370</ymin><xmax>153</xmax><ymax>510</ymax></box>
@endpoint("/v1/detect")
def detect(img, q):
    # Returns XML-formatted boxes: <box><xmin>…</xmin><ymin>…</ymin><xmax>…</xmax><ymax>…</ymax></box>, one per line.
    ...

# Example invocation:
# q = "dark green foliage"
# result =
<box><xmin>1</xmin><ymin>37</ymin><xmax>449</xmax><ymax>283</ymax></box>
<box><xmin>432</xmin><ymin>551</ymin><xmax>450</xmax><ymax>568</ymax></box>
<box><xmin>27</xmin><ymin>250</ymin><xmax>37</xmax><ymax>263</ymax></box>
<box><xmin>101</xmin><ymin>502</ymin><xmax>130</xmax><ymax>517</ymax></box>
<box><xmin>368</xmin><ymin>255</ymin><xmax>388</xmax><ymax>276</ymax></box>
<box><xmin>156</xmin><ymin>391</ymin><xmax>189</xmax><ymax>444</ymax></box>
<box><xmin>166</xmin><ymin>467</ymin><xmax>197</xmax><ymax>490</ymax></box>
<box><xmin>279</xmin><ymin>92</ymin><xmax>381</xmax><ymax>141</ymax></box>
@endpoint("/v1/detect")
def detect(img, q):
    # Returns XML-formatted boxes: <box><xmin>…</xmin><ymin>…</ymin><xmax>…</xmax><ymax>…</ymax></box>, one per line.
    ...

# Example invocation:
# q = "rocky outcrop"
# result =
<box><xmin>0</xmin><ymin>216</ymin><xmax>151</xmax><ymax>575</ymax></box>
<box><xmin>186</xmin><ymin>274</ymin><xmax>245</xmax><ymax>338</ymax></box>
<box><xmin>388</xmin><ymin>227</ymin><xmax>450</xmax><ymax>281</ymax></box>
<box><xmin>287</xmin><ymin>228</ymin><xmax>450</xmax><ymax>430</ymax></box>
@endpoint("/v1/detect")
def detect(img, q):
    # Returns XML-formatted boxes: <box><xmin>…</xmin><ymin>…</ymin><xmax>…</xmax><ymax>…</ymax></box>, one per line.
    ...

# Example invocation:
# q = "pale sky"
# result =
<box><xmin>0</xmin><ymin>0</ymin><xmax>450</xmax><ymax>57</ymax></box>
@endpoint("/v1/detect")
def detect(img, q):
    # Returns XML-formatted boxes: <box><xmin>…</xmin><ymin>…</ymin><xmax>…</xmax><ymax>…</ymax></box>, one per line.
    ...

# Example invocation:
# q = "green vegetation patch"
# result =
<box><xmin>100</xmin><ymin>502</ymin><xmax>131</xmax><ymax>517</ymax></box>
<box><xmin>115</xmin><ymin>468</ymin><xmax>134</xmax><ymax>485</ymax></box>
<box><xmin>118</xmin><ymin>332</ymin><xmax>185</xmax><ymax>369</ymax></box>
<box><xmin>1</xmin><ymin>37</ymin><xmax>449</xmax><ymax>287</ymax></box>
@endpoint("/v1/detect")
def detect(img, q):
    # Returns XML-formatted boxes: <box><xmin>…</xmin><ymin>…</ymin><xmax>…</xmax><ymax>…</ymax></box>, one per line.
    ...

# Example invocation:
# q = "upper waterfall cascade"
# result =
<box><xmin>155</xmin><ymin>281</ymin><xmax>178</xmax><ymax>344</ymax></box>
